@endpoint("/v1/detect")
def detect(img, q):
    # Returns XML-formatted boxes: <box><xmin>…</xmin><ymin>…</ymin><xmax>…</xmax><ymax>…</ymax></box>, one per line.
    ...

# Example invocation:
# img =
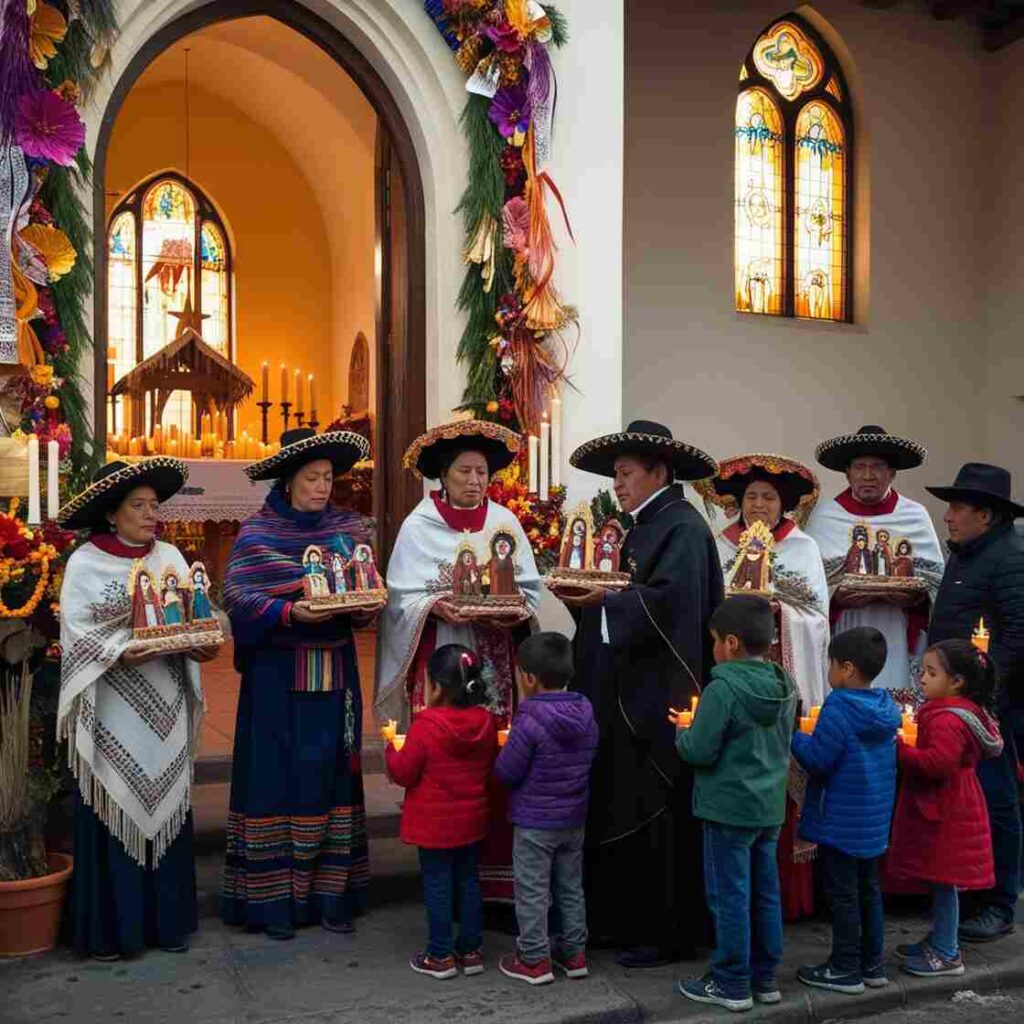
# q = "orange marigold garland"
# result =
<box><xmin>487</xmin><ymin>448</ymin><xmax>565</xmax><ymax>569</ymax></box>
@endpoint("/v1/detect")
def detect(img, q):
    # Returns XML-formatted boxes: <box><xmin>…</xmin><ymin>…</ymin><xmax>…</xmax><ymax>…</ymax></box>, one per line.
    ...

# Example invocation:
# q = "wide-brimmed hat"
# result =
<box><xmin>696</xmin><ymin>453</ymin><xmax>819</xmax><ymax>522</ymax></box>
<box><xmin>570</xmin><ymin>420</ymin><xmax>717</xmax><ymax>482</ymax></box>
<box><xmin>815</xmin><ymin>425</ymin><xmax>927</xmax><ymax>473</ymax></box>
<box><xmin>926</xmin><ymin>463</ymin><xmax>1024</xmax><ymax>518</ymax></box>
<box><xmin>244</xmin><ymin>428</ymin><xmax>369</xmax><ymax>482</ymax></box>
<box><xmin>58</xmin><ymin>457</ymin><xmax>188</xmax><ymax>531</ymax></box>
<box><xmin>403</xmin><ymin>419</ymin><xmax>520</xmax><ymax>480</ymax></box>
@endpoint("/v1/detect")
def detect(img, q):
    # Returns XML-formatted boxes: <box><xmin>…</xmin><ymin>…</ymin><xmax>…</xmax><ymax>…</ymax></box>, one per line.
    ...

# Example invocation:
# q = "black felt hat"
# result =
<box><xmin>926</xmin><ymin>463</ymin><xmax>1024</xmax><ymax>518</ymax></box>
<box><xmin>815</xmin><ymin>425</ymin><xmax>927</xmax><ymax>473</ymax></box>
<box><xmin>569</xmin><ymin>420</ymin><xmax>718</xmax><ymax>482</ymax></box>
<box><xmin>244</xmin><ymin>428</ymin><xmax>370</xmax><ymax>482</ymax></box>
<box><xmin>57</xmin><ymin>457</ymin><xmax>188</xmax><ymax>531</ymax></box>
<box><xmin>402</xmin><ymin>420</ymin><xmax>520</xmax><ymax>480</ymax></box>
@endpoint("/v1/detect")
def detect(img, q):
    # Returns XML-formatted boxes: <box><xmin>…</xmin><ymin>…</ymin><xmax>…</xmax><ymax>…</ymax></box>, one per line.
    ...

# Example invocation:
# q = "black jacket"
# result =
<box><xmin>929</xmin><ymin>522</ymin><xmax>1024</xmax><ymax>709</ymax></box>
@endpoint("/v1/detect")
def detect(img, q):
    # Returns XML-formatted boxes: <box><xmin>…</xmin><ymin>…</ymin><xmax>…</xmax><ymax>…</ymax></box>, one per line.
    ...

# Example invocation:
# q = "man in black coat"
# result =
<box><xmin>552</xmin><ymin>421</ymin><xmax>723</xmax><ymax>968</ymax></box>
<box><xmin>927</xmin><ymin>463</ymin><xmax>1024</xmax><ymax>942</ymax></box>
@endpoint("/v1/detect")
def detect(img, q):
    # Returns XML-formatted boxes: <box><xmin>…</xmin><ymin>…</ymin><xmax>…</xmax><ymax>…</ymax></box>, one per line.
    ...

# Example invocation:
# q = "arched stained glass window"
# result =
<box><xmin>735</xmin><ymin>15</ymin><xmax>853</xmax><ymax>322</ymax></box>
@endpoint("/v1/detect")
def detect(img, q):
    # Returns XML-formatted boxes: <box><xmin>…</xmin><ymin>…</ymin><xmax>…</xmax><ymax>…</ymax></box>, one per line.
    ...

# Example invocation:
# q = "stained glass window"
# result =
<box><xmin>200</xmin><ymin>223</ymin><xmax>229</xmax><ymax>354</ymax></box>
<box><xmin>107</xmin><ymin>212</ymin><xmax>135</xmax><ymax>433</ymax></box>
<box><xmin>734</xmin><ymin>14</ymin><xmax>853</xmax><ymax>322</ymax></box>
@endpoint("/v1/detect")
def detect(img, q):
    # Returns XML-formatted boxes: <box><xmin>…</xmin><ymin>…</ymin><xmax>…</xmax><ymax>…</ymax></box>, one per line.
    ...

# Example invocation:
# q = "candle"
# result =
<box><xmin>799</xmin><ymin>717</ymin><xmax>815</xmax><ymax>734</ymax></box>
<box><xmin>106</xmin><ymin>345</ymin><xmax>116</xmax><ymax>390</ymax></box>
<box><xmin>308</xmin><ymin>374</ymin><xmax>316</xmax><ymax>419</ymax></box>
<box><xmin>972</xmin><ymin>618</ymin><xmax>990</xmax><ymax>654</ymax></box>
<box><xmin>898</xmin><ymin>728</ymin><xmax>918</xmax><ymax>747</ymax></box>
<box><xmin>261</xmin><ymin>361</ymin><xmax>269</xmax><ymax>403</ymax></box>
<box><xmin>281</xmin><ymin>363</ymin><xmax>288</xmax><ymax>403</ymax></box>
<box><xmin>528</xmin><ymin>434</ymin><xmax>539</xmax><ymax>493</ymax></box>
<box><xmin>380</xmin><ymin>719</ymin><xmax>398</xmax><ymax>742</ymax></box>
<box><xmin>153</xmin><ymin>425</ymin><xmax>163</xmax><ymax>454</ymax></box>
<box><xmin>225</xmin><ymin>440</ymin><xmax>235</xmax><ymax>459</ymax></box>
<box><xmin>539</xmin><ymin>414</ymin><xmax>550</xmax><ymax>502</ymax></box>
<box><xmin>691</xmin><ymin>695</ymin><xmax>700</xmax><ymax>714</ymax></box>
<box><xmin>678</xmin><ymin>711</ymin><xmax>693</xmax><ymax>728</ymax></box>
<box><xmin>46</xmin><ymin>440</ymin><xmax>59</xmax><ymax>520</ymax></box>
<box><xmin>497</xmin><ymin>728</ymin><xmax>510</xmax><ymax>747</ymax></box>
<box><xmin>26</xmin><ymin>436</ymin><xmax>40</xmax><ymax>525</ymax></box>
<box><xmin>294</xmin><ymin>370</ymin><xmax>303</xmax><ymax>414</ymax></box>
<box><xmin>128</xmin><ymin>436</ymin><xmax>141</xmax><ymax>456</ymax></box>
<box><xmin>550</xmin><ymin>395</ymin><xmax>562</xmax><ymax>487</ymax></box>
<box><xmin>809</xmin><ymin>705</ymin><xmax>821</xmax><ymax>721</ymax></box>
<box><xmin>190</xmin><ymin>438</ymin><xmax>202</xmax><ymax>459</ymax></box>
<box><xmin>392</xmin><ymin>734</ymin><xmax>406</xmax><ymax>752</ymax></box>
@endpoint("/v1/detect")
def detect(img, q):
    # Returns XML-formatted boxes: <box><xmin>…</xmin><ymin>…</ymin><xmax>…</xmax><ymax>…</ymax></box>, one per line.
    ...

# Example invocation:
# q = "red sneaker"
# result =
<box><xmin>499</xmin><ymin>952</ymin><xmax>555</xmax><ymax>985</ymax></box>
<box><xmin>409</xmin><ymin>952</ymin><xmax>458</xmax><ymax>979</ymax></box>
<box><xmin>553</xmin><ymin>950</ymin><xmax>589</xmax><ymax>979</ymax></box>
<box><xmin>459</xmin><ymin>950</ymin><xmax>485</xmax><ymax>976</ymax></box>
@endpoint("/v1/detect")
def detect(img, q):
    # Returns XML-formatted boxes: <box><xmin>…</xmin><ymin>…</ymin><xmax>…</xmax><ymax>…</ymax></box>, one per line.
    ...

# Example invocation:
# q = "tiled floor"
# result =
<box><xmin>197</xmin><ymin>627</ymin><xmax>380</xmax><ymax>760</ymax></box>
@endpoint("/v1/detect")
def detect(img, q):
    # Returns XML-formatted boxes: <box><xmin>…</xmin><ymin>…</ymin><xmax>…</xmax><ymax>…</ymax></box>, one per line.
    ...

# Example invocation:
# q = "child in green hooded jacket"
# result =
<box><xmin>675</xmin><ymin>595</ymin><xmax>797</xmax><ymax>1013</ymax></box>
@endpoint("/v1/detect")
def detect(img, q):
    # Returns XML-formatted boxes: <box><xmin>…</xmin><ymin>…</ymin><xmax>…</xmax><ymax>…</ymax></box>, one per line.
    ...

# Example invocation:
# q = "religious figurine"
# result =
<box><xmin>330</xmin><ymin>551</ymin><xmax>348</xmax><ymax>594</ymax></box>
<box><xmin>301</xmin><ymin>545</ymin><xmax>332</xmax><ymax>600</ymax></box>
<box><xmin>350</xmin><ymin>543</ymin><xmax>384</xmax><ymax>591</ymax></box>
<box><xmin>560</xmin><ymin>513</ymin><xmax>592</xmax><ymax>571</ymax></box>
<box><xmin>452</xmin><ymin>540</ymin><xmax>483</xmax><ymax>597</ymax></box>
<box><xmin>874</xmin><ymin>528</ymin><xmax>895</xmax><ymax>578</ymax></box>
<box><xmin>893</xmin><ymin>538</ymin><xmax>915</xmax><ymax>578</ymax></box>
<box><xmin>727</xmin><ymin>520</ymin><xmax>775</xmax><ymax>595</ymax></box>
<box><xmin>594</xmin><ymin>520</ymin><xmax>626</xmax><ymax>573</ymax></box>
<box><xmin>844</xmin><ymin>523</ymin><xmax>874</xmax><ymax>576</ymax></box>
<box><xmin>130</xmin><ymin>563</ymin><xmax>165</xmax><ymax>630</ymax></box>
<box><xmin>487</xmin><ymin>529</ymin><xmax>519</xmax><ymax>597</ymax></box>
<box><xmin>189</xmin><ymin>562</ymin><xmax>214</xmax><ymax>620</ymax></box>
<box><xmin>160</xmin><ymin>567</ymin><xmax>187</xmax><ymax>627</ymax></box>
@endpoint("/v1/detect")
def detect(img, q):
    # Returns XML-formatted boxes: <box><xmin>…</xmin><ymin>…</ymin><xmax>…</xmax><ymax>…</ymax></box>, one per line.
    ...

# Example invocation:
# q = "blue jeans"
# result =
<box><xmin>703</xmin><ymin>822</ymin><xmax>783</xmax><ymax>999</ymax></box>
<box><xmin>821</xmin><ymin>846</ymin><xmax>883</xmax><ymax>977</ymax></box>
<box><xmin>974</xmin><ymin>714</ymin><xmax>1022</xmax><ymax>923</ymax></box>
<box><xmin>931</xmin><ymin>884</ymin><xmax>959</xmax><ymax>960</ymax></box>
<box><xmin>418</xmin><ymin>844</ymin><xmax>483</xmax><ymax>959</ymax></box>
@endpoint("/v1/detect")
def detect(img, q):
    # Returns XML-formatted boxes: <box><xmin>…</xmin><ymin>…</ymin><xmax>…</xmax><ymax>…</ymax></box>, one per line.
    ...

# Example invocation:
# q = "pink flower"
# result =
<box><xmin>502</xmin><ymin>196</ymin><xmax>530</xmax><ymax>252</ymax></box>
<box><xmin>486</xmin><ymin>20</ymin><xmax>523</xmax><ymax>54</ymax></box>
<box><xmin>15</xmin><ymin>89</ymin><xmax>86</xmax><ymax>166</ymax></box>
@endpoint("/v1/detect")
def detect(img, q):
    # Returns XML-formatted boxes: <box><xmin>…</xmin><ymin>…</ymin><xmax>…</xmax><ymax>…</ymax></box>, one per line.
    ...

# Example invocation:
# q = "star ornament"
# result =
<box><xmin>168</xmin><ymin>293</ymin><xmax>210</xmax><ymax>337</ymax></box>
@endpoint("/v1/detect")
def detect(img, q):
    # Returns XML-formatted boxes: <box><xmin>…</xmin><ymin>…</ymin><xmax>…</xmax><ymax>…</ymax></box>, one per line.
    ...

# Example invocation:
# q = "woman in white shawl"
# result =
<box><xmin>375</xmin><ymin>420</ymin><xmax>540</xmax><ymax>901</ymax></box>
<box><xmin>57</xmin><ymin>459</ymin><xmax>209</xmax><ymax>960</ymax></box>
<box><xmin>697</xmin><ymin>453</ymin><xmax>829</xmax><ymax>922</ymax></box>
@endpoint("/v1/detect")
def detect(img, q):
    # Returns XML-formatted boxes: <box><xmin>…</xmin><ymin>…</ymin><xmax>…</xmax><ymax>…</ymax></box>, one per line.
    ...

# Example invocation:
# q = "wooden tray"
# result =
<box><xmin>545</xmin><ymin>568</ymin><xmax>631</xmax><ymax>593</ymax></box>
<box><xmin>447</xmin><ymin>593</ymin><xmax>527</xmax><ymax>617</ymax></box>
<box><xmin>125</xmin><ymin>624</ymin><xmax>224</xmax><ymax>657</ymax></box>
<box><xmin>299</xmin><ymin>588</ymin><xmax>388</xmax><ymax>612</ymax></box>
<box><xmin>838</xmin><ymin>574</ymin><xmax>927</xmax><ymax>594</ymax></box>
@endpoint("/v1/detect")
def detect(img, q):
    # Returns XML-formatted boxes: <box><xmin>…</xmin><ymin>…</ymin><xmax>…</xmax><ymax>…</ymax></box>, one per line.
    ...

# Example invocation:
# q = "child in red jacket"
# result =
<box><xmin>385</xmin><ymin>644</ymin><xmax>499</xmax><ymax>980</ymax></box>
<box><xmin>887</xmin><ymin>640</ymin><xmax>1003</xmax><ymax>978</ymax></box>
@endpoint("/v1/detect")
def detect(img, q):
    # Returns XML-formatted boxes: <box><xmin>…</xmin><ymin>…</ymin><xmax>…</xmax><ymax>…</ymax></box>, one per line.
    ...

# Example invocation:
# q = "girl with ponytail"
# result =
<box><xmin>385</xmin><ymin>644</ymin><xmax>499</xmax><ymax>980</ymax></box>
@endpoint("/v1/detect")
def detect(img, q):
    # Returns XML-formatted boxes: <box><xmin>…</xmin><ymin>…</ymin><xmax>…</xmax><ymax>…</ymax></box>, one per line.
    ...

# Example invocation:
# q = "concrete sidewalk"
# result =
<box><xmin>3</xmin><ymin>853</ymin><xmax>1023</xmax><ymax>1024</ymax></box>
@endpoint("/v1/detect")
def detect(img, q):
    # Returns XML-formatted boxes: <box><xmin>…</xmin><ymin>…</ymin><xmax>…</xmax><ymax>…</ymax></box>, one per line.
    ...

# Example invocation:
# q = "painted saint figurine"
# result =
<box><xmin>131</xmin><ymin>564</ymin><xmax>165</xmax><ymax>630</ymax></box>
<box><xmin>893</xmin><ymin>538</ymin><xmax>915</xmax><ymax>578</ymax></box>
<box><xmin>874</xmin><ymin>528</ymin><xmax>895</xmax><ymax>578</ymax></box>
<box><xmin>189</xmin><ymin>562</ymin><xmax>214</xmax><ymax>619</ymax></box>
<box><xmin>844</xmin><ymin>523</ymin><xmax>874</xmax><ymax>576</ymax></box>
<box><xmin>558</xmin><ymin>504</ymin><xmax>595</xmax><ymax>572</ymax></box>
<box><xmin>160</xmin><ymin>567</ymin><xmax>186</xmax><ymax>626</ymax></box>
<box><xmin>301</xmin><ymin>546</ymin><xmax>331</xmax><ymax>600</ymax></box>
<box><xmin>452</xmin><ymin>541</ymin><xmax>483</xmax><ymax>597</ymax></box>
<box><xmin>350</xmin><ymin>543</ymin><xmax>383</xmax><ymax>591</ymax></box>
<box><xmin>487</xmin><ymin>529</ymin><xmax>519</xmax><ymax>597</ymax></box>
<box><xmin>727</xmin><ymin>520</ymin><xmax>774</xmax><ymax>595</ymax></box>
<box><xmin>594</xmin><ymin>520</ymin><xmax>626</xmax><ymax>573</ymax></box>
<box><xmin>330</xmin><ymin>551</ymin><xmax>348</xmax><ymax>594</ymax></box>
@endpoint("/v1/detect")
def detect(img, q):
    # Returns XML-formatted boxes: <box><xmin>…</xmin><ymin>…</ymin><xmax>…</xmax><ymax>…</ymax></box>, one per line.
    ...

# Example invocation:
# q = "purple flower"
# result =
<box><xmin>15</xmin><ymin>89</ymin><xmax>86</xmax><ymax>166</ymax></box>
<box><xmin>485</xmin><ymin>20</ymin><xmax>522</xmax><ymax>54</ymax></box>
<box><xmin>489</xmin><ymin>85</ymin><xmax>531</xmax><ymax>140</ymax></box>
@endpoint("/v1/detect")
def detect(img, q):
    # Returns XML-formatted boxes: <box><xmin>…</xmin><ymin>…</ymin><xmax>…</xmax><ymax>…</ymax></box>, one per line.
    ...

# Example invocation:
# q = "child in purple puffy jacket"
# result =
<box><xmin>494</xmin><ymin>632</ymin><xmax>599</xmax><ymax>986</ymax></box>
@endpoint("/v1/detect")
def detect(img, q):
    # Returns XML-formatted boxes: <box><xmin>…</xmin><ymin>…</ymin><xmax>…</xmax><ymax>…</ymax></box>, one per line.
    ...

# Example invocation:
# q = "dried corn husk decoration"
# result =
<box><xmin>463</xmin><ymin>213</ymin><xmax>497</xmax><ymax>294</ymax></box>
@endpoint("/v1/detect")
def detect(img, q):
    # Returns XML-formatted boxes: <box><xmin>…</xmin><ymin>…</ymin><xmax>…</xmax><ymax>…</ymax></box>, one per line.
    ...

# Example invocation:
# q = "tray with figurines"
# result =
<box><xmin>445</xmin><ymin>528</ymin><xmax>528</xmax><ymax>618</ymax></box>
<box><xmin>545</xmin><ymin>566</ymin><xmax>631</xmax><ymax>593</ymax></box>
<box><xmin>296</xmin><ymin>542</ymin><xmax>388</xmax><ymax>613</ymax></box>
<box><xmin>838</xmin><ymin>574</ymin><xmax>928</xmax><ymax>595</ymax></box>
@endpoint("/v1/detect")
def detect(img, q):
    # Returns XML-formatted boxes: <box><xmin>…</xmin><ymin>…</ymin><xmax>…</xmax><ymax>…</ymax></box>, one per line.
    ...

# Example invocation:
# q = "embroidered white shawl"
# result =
<box><xmin>374</xmin><ymin>498</ymin><xmax>541</xmax><ymax>725</ymax></box>
<box><xmin>805</xmin><ymin>492</ymin><xmax>945</xmax><ymax>691</ymax></box>
<box><xmin>58</xmin><ymin>540</ymin><xmax>203</xmax><ymax>866</ymax></box>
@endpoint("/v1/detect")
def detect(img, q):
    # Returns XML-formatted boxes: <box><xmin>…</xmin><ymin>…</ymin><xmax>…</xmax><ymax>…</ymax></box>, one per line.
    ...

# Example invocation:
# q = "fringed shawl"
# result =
<box><xmin>58</xmin><ymin>540</ymin><xmax>203</xmax><ymax>867</ymax></box>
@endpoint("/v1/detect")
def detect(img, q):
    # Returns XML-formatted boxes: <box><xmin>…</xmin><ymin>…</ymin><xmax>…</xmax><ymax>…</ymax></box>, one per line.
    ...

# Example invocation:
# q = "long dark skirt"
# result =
<box><xmin>71</xmin><ymin>792</ymin><xmax>197</xmax><ymax>957</ymax></box>
<box><xmin>222</xmin><ymin>640</ymin><xmax>369</xmax><ymax>929</ymax></box>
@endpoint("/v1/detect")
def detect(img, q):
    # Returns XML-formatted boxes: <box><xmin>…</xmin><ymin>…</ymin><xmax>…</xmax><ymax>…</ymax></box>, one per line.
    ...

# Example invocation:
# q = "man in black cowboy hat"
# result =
<box><xmin>928</xmin><ymin>463</ymin><xmax>1024</xmax><ymax>943</ymax></box>
<box><xmin>553</xmin><ymin>420</ymin><xmax>723</xmax><ymax>967</ymax></box>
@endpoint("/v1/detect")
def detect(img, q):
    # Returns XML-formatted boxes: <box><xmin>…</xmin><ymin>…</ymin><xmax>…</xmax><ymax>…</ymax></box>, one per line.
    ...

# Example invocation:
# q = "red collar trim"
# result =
<box><xmin>723</xmin><ymin>517</ymin><xmax>797</xmax><ymax>545</ymax></box>
<box><xmin>835</xmin><ymin>487</ymin><xmax>899</xmax><ymax>517</ymax></box>
<box><xmin>431</xmin><ymin>491</ymin><xmax>489</xmax><ymax>532</ymax></box>
<box><xmin>90</xmin><ymin>533</ymin><xmax>155</xmax><ymax>559</ymax></box>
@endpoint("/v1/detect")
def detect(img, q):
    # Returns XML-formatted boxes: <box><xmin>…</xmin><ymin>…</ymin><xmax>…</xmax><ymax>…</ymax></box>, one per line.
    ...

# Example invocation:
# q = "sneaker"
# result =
<box><xmin>753</xmin><ymin>983</ymin><xmax>782</xmax><ymax>1005</ymax></box>
<box><xmin>862</xmin><ymin>962</ymin><xmax>890</xmax><ymax>988</ymax></box>
<box><xmin>902</xmin><ymin>948</ymin><xmax>964</xmax><ymax>978</ymax></box>
<box><xmin>895</xmin><ymin>938</ymin><xmax>930</xmax><ymax>961</ymax></box>
<box><xmin>959</xmin><ymin>907</ymin><xmax>1015</xmax><ymax>944</ymax></box>
<box><xmin>552</xmin><ymin>950</ymin><xmax>589</xmax><ymax>979</ymax></box>
<box><xmin>499</xmin><ymin>952</ymin><xmax>555</xmax><ymax>985</ymax></box>
<box><xmin>677</xmin><ymin>976</ymin><xmax>753</xmax><ymax>1013</ymax></box>
<box><xmin>409</xmin><ymin>952</ymin><xmax>458</xmax><ymax>979</ymax></box>
<box><xmin>458</xmin><ymin>950</ymin><xmax>485</xmax><ymax>976</ymax></box>
<box><xmin>797</xmin><ymin>962</ymin><xmax>865</xmax><ymax>995</ymax></box>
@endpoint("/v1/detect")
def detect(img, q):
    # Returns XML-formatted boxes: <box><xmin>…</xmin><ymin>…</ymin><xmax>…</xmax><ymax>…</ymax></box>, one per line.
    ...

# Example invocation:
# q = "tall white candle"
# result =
<box><xmin>528</xmin><ymin>434</ymin><xmax>539</xmax><ymax>493</ymax></box>
<box><xmin>550</xmin><ymin>396</ymin><xmax>562</xmax><ymax>487</ymax></box>
<box><xmin>539</xmin><ymin>416</ymin><xmax>550</xmax><ymax>502</ymax></box>
<box><xmin>46</xmin><ymin>440</ymin><xmax>59</xmax><ymax>520</ymax></box>
<box><xmin>27</xmin><ymin>437</ymin><xmax>41</xmax><ymax>525</ymax></box>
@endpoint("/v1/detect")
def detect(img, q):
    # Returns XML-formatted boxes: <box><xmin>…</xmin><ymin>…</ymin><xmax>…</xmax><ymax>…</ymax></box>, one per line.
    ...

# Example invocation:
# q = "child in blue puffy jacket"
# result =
<box><xmin>791</xmin><ymin>627</ymin><xmax>901</xmax><ymax>996</ymax></box>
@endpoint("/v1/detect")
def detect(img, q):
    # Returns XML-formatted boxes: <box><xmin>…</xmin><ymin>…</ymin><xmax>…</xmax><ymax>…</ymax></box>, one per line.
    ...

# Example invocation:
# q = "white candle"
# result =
<box><xmin>550</xmin><ymin>396</ymin><xmax>562</xmax><ymax>487</ymax></box>
<box><xmin>27</xmin><ymin>437</ymin><xmax>41</xmax><ymax>525</ymax></box>
<box><xmin>46</xmin><ymin>440</ymin><xmax>59</xmax><ymax>520</ymax></box>
<box><xmin>539</xmin><ymin>416</ymin><xmax>550</xmax><ymax>502</ymax></box>
<box><xmin>528</xmin><ymin>434</ymin><xmax>539</xmax><ymax>494</ymax></box>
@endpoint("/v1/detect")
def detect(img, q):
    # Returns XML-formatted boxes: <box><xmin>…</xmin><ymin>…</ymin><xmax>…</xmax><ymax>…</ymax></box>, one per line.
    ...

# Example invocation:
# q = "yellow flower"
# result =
<box><xmin>486</xmin><ymin>401</ymin><xmax>499</xmax><ymax>414</ymax></box>
<box><xmin>29</xmin><ymin>2</ymin><xmax>67</xmax><ymax>70</ymax></box>
<box><xmin>19</xmin><ymin>224</ymin><xmax>77</xmax><ymax>282</ymax></box>
<box><xmin>44</xmin><ymin>395</ymin><xmax>60</xmax><ymax>410</ymax></box>
<box><xmin>30</xmin><ymin>363</ymin><xmax>53</xmax><ymax>387</ymax></box>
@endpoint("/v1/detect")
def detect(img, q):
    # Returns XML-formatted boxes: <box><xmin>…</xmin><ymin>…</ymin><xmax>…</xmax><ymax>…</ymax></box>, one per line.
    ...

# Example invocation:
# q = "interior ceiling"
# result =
<box><xmin>858</xmin><ymin>0</ymin><xmax>1024</xmax><ymax>50</ymax></box>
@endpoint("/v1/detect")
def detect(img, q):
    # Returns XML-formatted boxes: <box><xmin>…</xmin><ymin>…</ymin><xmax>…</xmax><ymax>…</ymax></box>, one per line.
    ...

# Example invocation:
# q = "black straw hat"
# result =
<box><xmin>926</xmin><ymin>463</ymin><xmax>1024</xmax><ymax>518</ymax></box>
<box><xmin>570</xmin><ymin>420</ymin><xmax>717</xmax><ymax>481</ymax></box>
<box><xmin>403</xmin><ymin>420</ymin><xmax>520</xmax><ymax>480</ymax></box>
<box><xmin>244</xmin><ymin>428</ymin><xmax>369</xmax><ymax>482</ymax></box>
<box><xmin>815</xmin><ymin>425</ymin><xmax>927</xmax><ymax>473</ymax></box>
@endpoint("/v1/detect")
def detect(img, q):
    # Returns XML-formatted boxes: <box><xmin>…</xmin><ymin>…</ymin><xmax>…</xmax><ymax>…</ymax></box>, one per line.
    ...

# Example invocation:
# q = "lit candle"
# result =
<box><xmin>46</xmin><ymin>440</ymin><xmax>59</xmax><ymax>520</ymax></box>
<box><xmin>972</xmin><ymin>618</ymin><xmax>990</xmax><ymax>654</ymax></box>
<box><xmin>550</xmin><ymin>395</ymin><xmax>562</xmax><ymax>487</ymax></box>
<box><xmin>128</xmin><ymin>436</ymin><xmax>141</xmax><ymax>456</ymax></box>
<box><xmin>539</xmin><ymin>414</ymin><xmax>550</xmax><ymax>502</ymax></box>
<box><xmin>191</xmin><ymin>438</ymin><xmax>202</xmax><ymax>459</ymax></box>
<box><xmin>281</xmin><ymin>363</ymin><xmax>288</xmax><ymax>403</ymax></box>
<box><xmin>497</xmin><ymin>728</ymin><xmax>510</xmax><ymax>748</ymax></box>
<box><xmin>106</xmin><ymin>345</ymin><xmax>116</xmax><ymax>390</ymax></box>
<box><xmin>27</xmin><ymin>435</ymin><xmax>40</xmax><ymax>525</ymax></box>
<box><xmin>153</xmin><ymin>425</ymin><xmax>163</xmax><ymax>454</ymax></box>
<box><xmin>799</xmin><ymin>717</ymin><xmax>815</xmax><ymax>734</ymax></box>
<box><xmin>528</xmin><ymin>434</ymin><xmax>539</xmax><ymax>493</ymax></box>
<box><xmin>308</xmin><ymin>374</ymin><xmax>316</xmax><ymax>421</ymax></box>
<box><xmin>691</xmin><ymin>695</ymin><xmax>700</xmax><ymax>714</ymax></box>
<box><xmin>294</xmin><ymin>370</ymin><xmax>303</xmax><ymax>414</ymax></box>
<box><xmin>380</xmin><ymin>719</ymin><xmax>398</xmax><ymax>742</ymax></box>
<box><xmin>261</xmin><ymin>361</ymin><xmax>269</xmax><ymax>404</ymax></box>
<box><xmin>225</xmin><ymin>439</ymin><xmax>236</xmax><ymax>459</ymax></box>
<box><xmin>392</xmin><ymin>735</ymin><xmax>406</xmax><ymax>752</ymax></box>
<box><xmin>809</xmin><ymin>705</ymin><xmax>821</xmax><ymax>721</ymax></box>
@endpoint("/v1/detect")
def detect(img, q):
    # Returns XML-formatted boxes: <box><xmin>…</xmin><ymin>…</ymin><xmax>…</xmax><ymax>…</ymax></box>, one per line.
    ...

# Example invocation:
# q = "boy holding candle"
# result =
<box><xmin>675</xmin><ymin>595</ymin><xmax>797</xmax><ymax>1013</ymax></box>
<box><xmin>494</xmin><ymin>633</ymin><xmax>599</xmax><ymax>985</ymax></box>
<box><xmin>790</xmin><ymin>627</ymin><xmax>901</xmax><ymax>994</ymax></box>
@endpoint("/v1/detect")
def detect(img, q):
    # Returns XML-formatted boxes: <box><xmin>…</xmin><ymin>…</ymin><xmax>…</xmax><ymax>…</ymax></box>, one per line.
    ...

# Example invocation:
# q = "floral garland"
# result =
<box><xmin>486</xmin><ymin>448</ymin><xmax>564</xmax><ymax>570</ymax></box>
<box><xmin>0</xmin><ymin>497</ymin><xmax>73</xmax><ymax>623</ymax></box>
<box><xmin>1</xmin><ymin>1</ymin><xmax>119</xmax><ymax>490</ymax></box>
<box><xmin>423</xmin><ymin>1</ymin><xmax>574</xmax><ymax>435</ymax></box>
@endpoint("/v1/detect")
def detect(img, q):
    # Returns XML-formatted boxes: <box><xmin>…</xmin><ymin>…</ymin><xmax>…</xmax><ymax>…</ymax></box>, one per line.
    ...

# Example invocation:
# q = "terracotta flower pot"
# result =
<box><xmin>0</xmin><ymin>852</ymin><xmax>73</xmax><ymax>957</ymax></box>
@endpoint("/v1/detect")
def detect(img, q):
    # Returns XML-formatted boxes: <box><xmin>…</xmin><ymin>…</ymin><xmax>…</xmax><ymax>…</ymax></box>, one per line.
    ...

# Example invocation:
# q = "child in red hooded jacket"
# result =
<box><xmin>386</xmin><ymin>644</ymin><xmax>499</xmax><ymax>980</ymax></box>
<box><xmin>887</xmin><ymin>640</ymin><xmax>1003</xmax><ymax>979</ymax></box>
